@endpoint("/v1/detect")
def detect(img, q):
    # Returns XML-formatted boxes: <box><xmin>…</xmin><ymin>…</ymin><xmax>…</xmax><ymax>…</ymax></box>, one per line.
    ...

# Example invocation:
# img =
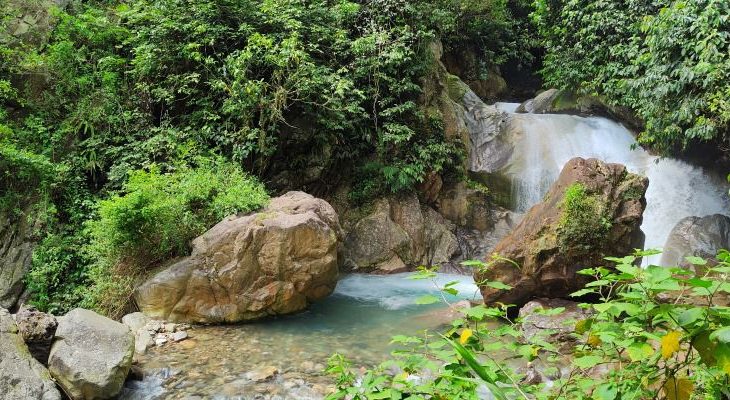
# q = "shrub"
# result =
<box><xmin>0</xmin><ymin>141</ymin><xmax>56</xmax><ymax>216</ymax></box>
<box><xmin>82</xmin><ymin>158</ymin><xmax>268</xmax><ymax>317</ymax></box>
<box><xmin>327</xmin><ymin>250</ymin><xmax>730</xmax><ymax>399</ymax></box>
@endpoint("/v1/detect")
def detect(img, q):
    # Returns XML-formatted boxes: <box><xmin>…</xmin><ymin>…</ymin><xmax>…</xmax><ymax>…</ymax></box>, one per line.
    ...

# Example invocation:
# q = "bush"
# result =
<box><xmin>26</xmin><ymin>158</ymin><xmax>268</xmax><ymax>317</ymax></box>
<box><xmin>327</xmin><ymin>250</ymin><xmax>730</xmax><ymax>399</ymax></box>
<box><xmin>558</xmin><ymin>183</ymin><xmax>611</xmax><ymax>250</ymax></box>
<box><xmin>0</xmin><ymin>141</ymin><xmax>56</xmax><ymax>216</ymax></box>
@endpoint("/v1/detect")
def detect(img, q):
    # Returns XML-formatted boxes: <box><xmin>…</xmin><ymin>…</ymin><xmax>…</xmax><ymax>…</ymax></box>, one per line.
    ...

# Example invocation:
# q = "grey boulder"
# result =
<box><xmin>48</xmin><ymin>308</ymin><xmax>134</xmax><ymax>399</ymax></box>
<box><xmin>0</xmin><ymin>308</ymin><xmax>61</xmax><ymax>400</ymax></box>
<box><xmin>660</xmin><ymin>214</ymin><xmax>730</xmax><ymax>269</ymax></box>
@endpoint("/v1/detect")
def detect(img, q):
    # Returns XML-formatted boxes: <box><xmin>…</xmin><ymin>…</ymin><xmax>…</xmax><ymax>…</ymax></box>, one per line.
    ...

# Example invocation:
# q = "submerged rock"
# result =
<box><xmin>15</xmin><ymin>305</ymin><xmax>58</xmax><ymax>364</ymax></box>
<box><xmin>48</xmin><ymin>308</ymin><xmax>134</xmax><ymax>400</ymax></box>
<box><xmin>475</xmin><ymin>157</ymin><xmax>648</xmax><ymax>307</ymax></box>
<box><xmin>135</xmin><ymin>191</ymin><xmax>342</xmax><ymax>323</ymax></box>
<box><xmin>0</xmin><ymin>308</ymin><xmax>61</xmax><ymax>400</ymax></box>
<box><xmin>660</xmin><ymin>214</ymin><xmax>730</xmax><ymax>269</ymax></box>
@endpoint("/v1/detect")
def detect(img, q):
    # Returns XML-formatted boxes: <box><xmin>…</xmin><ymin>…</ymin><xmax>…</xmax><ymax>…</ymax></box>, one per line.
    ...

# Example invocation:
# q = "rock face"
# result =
<box><xmin>442</xmin><ymin>46</ymin><xmax>508</xmax><ymax>102</ymax></box>
<box><xmin>661</xmin><ymin>214</ymin><xmax>730</xmax><ymax>269</ymax></box>
<box><xmin>475</xmin><ymin>157</ymin><xmax>648</xmax><ymax>306</ymax></box>
<box><xmin>48</xmin><ymin>308</ymin><xmax>134</xmax><ymax>400</ymax></box>
<box><xmin>340</xmin><ymin>193</ymin><xmax>458</xmax><ymax>273</ymax></box>
<box><xmin>0</xmin><ymin>308</ymin><xmax>61</xmax><ymax>400</ymax></box>
<box><xmin>3</xmin><ymin>0</ymin><xmax>69</xmax><ymax>47</ymax></box>
<box><xmin>15</xmin><ymin>305</ymin><xmax>58</xmax><ymax>364</ymax></box>
<box><xmin>516</xmin><ymin>88</ymin><xmax>642</xmax><ymax>131</ymax></box>
<box><xmin>0</xmin><ymin>210</ymin><xmax>38</xmax><ymax>309</ymax></box>
<box><xmin>135</xmin><ymin>191</ymin><xmax>342</xmax><ymax>323</ymax></box>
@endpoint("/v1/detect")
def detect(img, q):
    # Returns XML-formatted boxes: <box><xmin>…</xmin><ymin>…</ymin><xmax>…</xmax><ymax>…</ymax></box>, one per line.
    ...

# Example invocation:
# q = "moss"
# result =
<box><xmin>557</xmin><ymin>183</ymin><xmax>612</xmax><ymax>251</ymax></box>
<box><xmin>446</xmin><ymin>73</ymin><xmax>469</xmax><ymax>102</ymax></box>
<box><xmin>621</xmin><ymin>184</ymin><xmax>643</xmax><ymax>201</ymax></box>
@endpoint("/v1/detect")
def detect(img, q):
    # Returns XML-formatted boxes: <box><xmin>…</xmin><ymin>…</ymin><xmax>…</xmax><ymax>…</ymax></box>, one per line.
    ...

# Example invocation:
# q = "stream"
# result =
<box><xmin>123</xmin><ymin>102</ymin><xmax>729</xmax><ymax>399</ymax></box>
<box><xmin>121</xmin><ymin>274</ymin><xmax>481</xmax><ymax>399</ymax></box>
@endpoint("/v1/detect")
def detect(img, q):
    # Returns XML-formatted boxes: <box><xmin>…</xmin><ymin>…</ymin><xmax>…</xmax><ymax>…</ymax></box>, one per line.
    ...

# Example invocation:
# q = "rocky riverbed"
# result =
<box><xmin>121</xmin><ymin>273</ymin><xmax>480</xmax><ymax>400</ymax></box>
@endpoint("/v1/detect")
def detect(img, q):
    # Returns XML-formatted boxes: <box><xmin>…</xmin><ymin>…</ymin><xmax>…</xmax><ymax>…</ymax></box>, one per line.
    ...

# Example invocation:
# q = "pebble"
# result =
<box><xmin>172</xmin><ymin>331</ymin><xmax>188</xmax><ymax>342</ymax></box>
<box><xmin>247</xmin><ymin>366</ymin><xmax>279</xmax><ymax>382</ymax></box>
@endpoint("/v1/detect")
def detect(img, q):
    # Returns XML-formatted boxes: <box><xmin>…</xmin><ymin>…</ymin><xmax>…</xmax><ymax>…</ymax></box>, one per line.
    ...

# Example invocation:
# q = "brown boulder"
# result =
<box><xmin>340</xmin><ymin>193</ymin><xmax>458</xmax><ymax>273</ymax></box>
<box><xmin>134</xmin><ymin>192</ymin><xmax>342</xmax><ymax>323</ymax></box>
<box><xmin>475</xmin><ymin>158</ymin><xmax>647</xmax><ymax>306</ymax></box>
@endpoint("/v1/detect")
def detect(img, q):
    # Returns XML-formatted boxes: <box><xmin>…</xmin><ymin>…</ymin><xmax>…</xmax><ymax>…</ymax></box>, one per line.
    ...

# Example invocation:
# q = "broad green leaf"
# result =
<box><xmin>710</xmin><ymin>326</ymin><xmax>730</xmax><ymax>344</ymax></box>
<box><xmin>460</xmin><ymin>260</ymin><xmax>487</xmax><ymax>268</ymax></box>
<box><xmin>573</xmin><ymin>355</ymin><xmax>602</xmax><ymax>369</ymax></box>
<box><xmin>594</xmin><ymin>383</ymin><xmax>617</xmax><ymax>400</ymax></box>
<box><xmin>686</xmin><ymin>278</ymin><xmax>713</xmax><ymax>288</ymax></box>
<box><xmin>684</xmin><ymin>256</ymin><xmax>707</xmax><ymax>266</ymax></box>
<box><xmin>414</xmin><ymin>295</ymin><xmax>439</xmax><ymax>305</ymax></box>
<box><xmin>570</xmin><ymin>288</ymin><xmax>596</xmax><ymax>297</ymax></box>
<box><xmin>485</xmin><ymin>281</ymin><xmax>512</xmax><ymax>290</ymax></box>
<box><xmin>677</xmin><ymin>307</ymin><xmax>705</xmax><ymax>327</ymax></box>
<box><xmin>440</xmin><ymin>335</ymin><xmax>509</xmax><ymax>400</ymax></box>
<box><xmin>627</xmin><ymin>342</ymin><xmax>653</xmax><ymax>362</ymax></box>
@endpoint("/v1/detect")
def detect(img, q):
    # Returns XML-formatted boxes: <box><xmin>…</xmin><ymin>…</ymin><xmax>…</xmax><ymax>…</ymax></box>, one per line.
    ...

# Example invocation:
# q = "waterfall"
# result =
<box><xmin>468</xmin><ymin>100</ymin><xmax>730</xmax><ymax>259</ymax></box>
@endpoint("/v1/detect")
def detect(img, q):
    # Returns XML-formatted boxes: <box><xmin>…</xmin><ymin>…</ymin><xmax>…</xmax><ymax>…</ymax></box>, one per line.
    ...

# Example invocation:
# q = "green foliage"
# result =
<box><xmin>533</xmin><ymin>0</ymin><xmax>730</xmax><ymax>154</ymax></box>
<box><xmin>558</xmin><ymin>183</ymin><xmax>611</xmax><ymax>249</ymax></box>
<box><xmin>0</xmin><ymin>141</ymin><xmax>56</xmax><ymax>215</ymax></box>
<box><xmin>81</xmin><ymin>159</ymin><xmax>268</xmax><ymax>317</ymax></box>
<box><xmin>328</xmin><ymin>250</ymin><xmax>730</xmax><ymax>399</ymax></box>
<box><xmin>0</xmin><ymin>0</ymin><xmax>534</xmax><ymax>314</ymax></box>
<box><xmin>24</xmin><ymin>158</ymin><xmax>268</xmax><ymax>316</ymax></box>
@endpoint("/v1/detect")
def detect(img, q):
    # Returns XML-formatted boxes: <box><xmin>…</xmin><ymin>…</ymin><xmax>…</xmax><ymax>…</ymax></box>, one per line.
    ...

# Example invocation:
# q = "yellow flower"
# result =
<box><xmin>587</xmin><ymin>334</ymin><xmax>602</xmax><ymax>347</ymax></box>
<box><xmin>661</xmin><ymin>330</ymin><xmax>682</xmax><ymax>359</ymax></box>
<box><xmin>459</xmin><ymin>328</ymin><xmax>473</xmax><ymax>344</ymax></box>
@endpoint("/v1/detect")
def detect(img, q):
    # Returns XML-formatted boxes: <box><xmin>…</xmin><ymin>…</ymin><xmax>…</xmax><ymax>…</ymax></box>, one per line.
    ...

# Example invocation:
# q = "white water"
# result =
<box><xmin>492</xmin><ymin>104</ymin><xmax>730</xmax><ymax>257</ymax></box>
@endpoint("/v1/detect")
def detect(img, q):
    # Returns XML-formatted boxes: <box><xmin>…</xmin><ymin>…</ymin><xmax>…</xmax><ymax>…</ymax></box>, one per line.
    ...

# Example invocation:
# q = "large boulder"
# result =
<box><xmin>340</xmin><ymin>193</ymin><xmax>458</xmax><ymax>273</ymax></box>
<box><xmin>660</xmin><ymin>214</ymin><xmax>730</xmax><ymax>269</ymax></box>
<box><xmin>475</xmin><ymin>157</ymin><xmax>648</xmax><ymax>306</ymax></box>
<box><xmin>0</xmin><ymin>308</ymin><xmax>61</xmax><ymax>400</ymax></box>
<box><xmin>135</xmin><ymin>191</ymin><xmax>342</xmax><ymax>323</ymax></box>
<box><xmin>516</xmin><ymin>89</ymin><xmax>642</xmax><ymax>131</ymax></box>
<box><xmin>15</xmin><ymin>305</ymin><xmax>58</xmax><ymax>364</ymax></box>
<box><xmin>48</xmin><ymin>308</ymin><xmax>134</xmax><ymax>400</ymax></box>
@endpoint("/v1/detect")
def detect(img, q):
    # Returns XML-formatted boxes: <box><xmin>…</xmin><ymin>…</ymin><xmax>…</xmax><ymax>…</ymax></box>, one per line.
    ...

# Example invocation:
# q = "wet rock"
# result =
<box><xmin>475</xmin><ymin>157</ymin><xmax>648</xmax><ymax>307</ymax></box>
<box><xmin>247</xmin><ymin>366</ymin><xmax>279</xmax><ymax>382</ymax></box>
<box><xmin>135</xmin><ymin>192</ymin><xmax>342</xmax><ymax>323</ymax></box>
<box><xmin>15</xmin><ymin>305</ymin><xmax>57</xmax><ymax>364</ymax></box>
<box><xmin>0</xmin><ymin>308</ymin><xmax>61</xmax><ymax>400</ymax></box>
<box><xmin>48</xmin><ymin>308</ymin><xmax>134</xmax><ymax>399</ymax></box>
<box><xmin>172</xmin><ymin>331</ymin><xmax>188</xmax><ymax>342</ymax></box>
<box><xmin>516</xmin><ymin>89</ymin><xmax>642</xmax><ymax>131</ymax></box>
<box><xmin>660</xmin><ymin>214</ymin><xmax>730</xmax><ymax>269</ymax></box>
<box><xmin>515</xmin><ymin>89</ymin><xmax>560</xmax><ymax>114</ymax></box>
<box><xmin>519</xmin><ymin>298</ymin><xmax>594</xmax><ymax>344</ymax></box>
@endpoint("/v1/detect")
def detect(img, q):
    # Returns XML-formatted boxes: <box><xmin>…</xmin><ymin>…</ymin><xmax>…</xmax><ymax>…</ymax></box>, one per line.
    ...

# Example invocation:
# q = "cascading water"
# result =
<box><xmin>484</xmin><ymin>102</ymin><xmax>730</xmax><ymax>260</ymax></box>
